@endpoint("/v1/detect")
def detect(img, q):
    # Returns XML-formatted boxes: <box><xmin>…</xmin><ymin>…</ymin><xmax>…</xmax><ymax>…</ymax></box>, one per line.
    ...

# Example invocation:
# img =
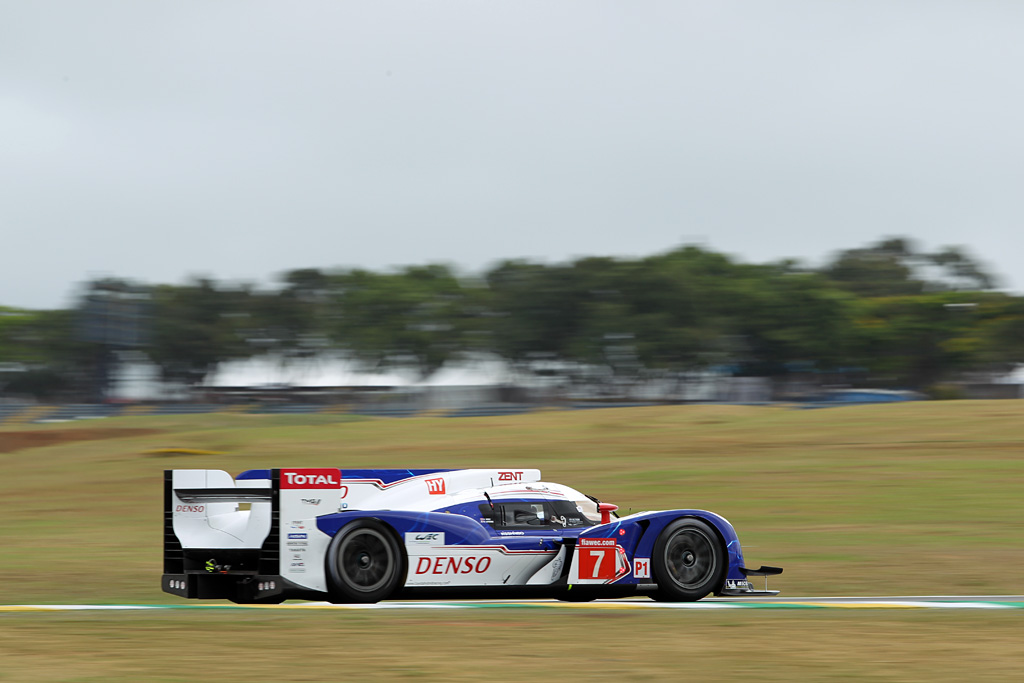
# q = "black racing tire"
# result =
<box><xmin>651</xmin><ymin>518</ymin><xmax>726</xmax><ymax>602</ymax></box>
<box><xmin>325</xmin><ymin>519</ymin><xmax>405</xmax><ymax>603</ymax></box>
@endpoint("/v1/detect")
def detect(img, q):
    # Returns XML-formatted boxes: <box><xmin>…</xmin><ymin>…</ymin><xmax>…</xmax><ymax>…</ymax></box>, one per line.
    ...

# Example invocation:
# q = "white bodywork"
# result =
<box><xmin>171</xmin><ymin>470</ymin><xmax>272</xmax><ymax>549</ymax></box>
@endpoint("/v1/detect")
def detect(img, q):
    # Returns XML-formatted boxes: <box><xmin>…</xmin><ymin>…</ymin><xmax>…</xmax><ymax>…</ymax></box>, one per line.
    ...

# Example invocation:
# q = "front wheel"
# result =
<box><xmin>651</xmin><ymin>518</ymin><xmax>726</xmax><ymax>602</ymax></box>
<box><xmin>326</xmin><ymin>520</ymin><xmax>405</xmax><ymax>603</ymax></box>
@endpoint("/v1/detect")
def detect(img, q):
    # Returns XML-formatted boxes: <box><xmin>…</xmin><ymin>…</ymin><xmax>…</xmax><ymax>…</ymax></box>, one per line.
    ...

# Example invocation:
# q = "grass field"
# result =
<box><xmin>2</xmin><ymin>401</ymin><xmax>1023</xmax><ymax>680</ymax></box>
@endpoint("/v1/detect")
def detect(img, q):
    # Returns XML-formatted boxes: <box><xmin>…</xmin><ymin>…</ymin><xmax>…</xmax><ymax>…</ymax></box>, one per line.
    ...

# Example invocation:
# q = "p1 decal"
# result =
<box><xmin>578</xmin><ymin>538</ymin><xmax>617</xmax><ymax>580</ymax></box>
<box><xmin>280</xmin><ymin>468</ymin><xmax>342</xmax><ymax>489</ymax></box>
<box><xmin>425</xmin><ymin>478</ymin><xmax>446</xmax><ymax>495</ymax></box>
<box><xmin>633</xmin><ymin>558</ymin><xmax>651</xmax><ymax>579</ymax></box>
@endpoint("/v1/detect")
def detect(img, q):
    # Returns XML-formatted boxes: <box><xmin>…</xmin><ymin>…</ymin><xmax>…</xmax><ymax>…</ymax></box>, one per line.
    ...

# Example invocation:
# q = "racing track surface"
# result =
<box><xmin>4</xmin><ymin>597</ymin><xmax>1024</xmax><ymax>612</ymax></box>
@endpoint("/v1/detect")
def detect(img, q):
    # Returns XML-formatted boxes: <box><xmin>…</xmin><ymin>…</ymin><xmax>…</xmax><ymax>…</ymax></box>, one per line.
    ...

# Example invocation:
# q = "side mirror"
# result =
<box><xmin>598</xmin><ymin>502</ymin><xmax>618</xmax><ymax>524</ymax></box>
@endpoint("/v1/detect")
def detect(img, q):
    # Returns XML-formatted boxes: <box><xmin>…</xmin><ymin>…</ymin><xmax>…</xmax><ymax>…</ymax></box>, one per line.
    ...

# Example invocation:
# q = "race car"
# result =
<box><xmin>162</xmin><ymin>467</ymin><xmax>781</xmax><ymax>603</ymax></box>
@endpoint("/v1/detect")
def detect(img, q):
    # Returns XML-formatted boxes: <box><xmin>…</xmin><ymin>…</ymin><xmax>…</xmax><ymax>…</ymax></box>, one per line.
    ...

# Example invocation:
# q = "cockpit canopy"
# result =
<box><xmin>478</xmin><ymin>496</ymin><xmax>612</xmax><ymax>530</ymax></box>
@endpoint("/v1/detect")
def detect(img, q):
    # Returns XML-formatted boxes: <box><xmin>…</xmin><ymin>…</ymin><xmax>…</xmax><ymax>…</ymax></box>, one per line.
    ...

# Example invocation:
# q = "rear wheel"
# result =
<box><xmin>651</xmin><ymin>518</ymin><xmax>726</xmax><ymax>602</ymax></box>
<box><xmin>326</xmin><ymin>520</ymin><xmax>405</xmax><ymax>603</ymax></box>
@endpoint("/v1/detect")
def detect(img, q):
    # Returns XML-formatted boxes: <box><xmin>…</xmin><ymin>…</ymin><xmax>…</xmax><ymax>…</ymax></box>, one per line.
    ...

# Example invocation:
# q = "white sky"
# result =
<box><xmin>3</xmin><ymin>1</ymin><xmax>1024</xmax><ymax>310</ymax></box>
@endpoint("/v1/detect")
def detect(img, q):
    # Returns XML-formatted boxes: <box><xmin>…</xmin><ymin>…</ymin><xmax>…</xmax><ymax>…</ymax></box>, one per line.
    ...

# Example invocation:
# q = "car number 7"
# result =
<box><xmin>589</xmin><ymin>550</ymin><xmax>604</xmax><ymax>578</ymax></box>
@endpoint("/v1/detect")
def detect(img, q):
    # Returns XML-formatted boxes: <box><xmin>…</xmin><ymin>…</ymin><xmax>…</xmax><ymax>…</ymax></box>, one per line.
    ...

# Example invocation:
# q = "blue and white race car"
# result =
<box><xmin>163</xmin><ymin>468</ymin><xmax>781</xmax><ymax>603</ymax></box>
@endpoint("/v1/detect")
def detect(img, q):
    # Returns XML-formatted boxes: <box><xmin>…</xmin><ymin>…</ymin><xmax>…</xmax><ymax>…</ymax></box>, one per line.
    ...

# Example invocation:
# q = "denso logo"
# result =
<box><xmin>498</xmin><ymin>471</ymin><xmax>523</xmax><ymax>482</ymax></box>
<box><xmin>281</xmin><ymin>469</ymin><xmax>341</xmax><ymax>489</ymax></box>
<box><xmin>414</xmin><ymin>556</ymin><xmax>492</xmax><ymax>575</ymax></box>
<box><xmin>175</xmin><ymin>505</ymin><xmax>205</xmax><ymax>513</ymax></box>
<box><xmin>425</xmin><ymin>478</ymin><xmax>446</xmax><ymax>495</ymax></box>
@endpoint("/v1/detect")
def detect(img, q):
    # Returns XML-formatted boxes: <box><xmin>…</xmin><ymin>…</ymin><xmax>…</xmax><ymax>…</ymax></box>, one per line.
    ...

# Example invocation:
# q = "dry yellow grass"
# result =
<box><xmin>2</xmin><ymin>611</ymin><xmax>1024</xmax><ymax>682</ymax></box>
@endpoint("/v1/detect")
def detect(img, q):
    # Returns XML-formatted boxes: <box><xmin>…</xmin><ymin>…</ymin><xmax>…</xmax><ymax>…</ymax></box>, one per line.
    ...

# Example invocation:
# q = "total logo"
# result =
<box><xmin>281</xmin><ymin>469</ymin><xmax>341</xmax><ymax>489</ymax></box>
<box><xmin>414</xmin><ymin>556</ymin><xmax>493</xmax><ymax>575</ymax></box>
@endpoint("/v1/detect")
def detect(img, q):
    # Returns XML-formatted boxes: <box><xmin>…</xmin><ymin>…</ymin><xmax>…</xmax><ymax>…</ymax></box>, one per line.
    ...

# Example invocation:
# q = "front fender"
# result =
<box><xmin>608</xmin><ymin>510</ymin><xmax>747</xmax><ymax>584</ymax></box>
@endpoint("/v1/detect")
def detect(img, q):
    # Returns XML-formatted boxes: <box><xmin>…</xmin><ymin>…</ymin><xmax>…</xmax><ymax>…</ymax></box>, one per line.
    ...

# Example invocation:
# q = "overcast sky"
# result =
<box><xmin>4</xmin><ymin>1</ymin><xmax>1024</xmax><ymax>310</ymax></box>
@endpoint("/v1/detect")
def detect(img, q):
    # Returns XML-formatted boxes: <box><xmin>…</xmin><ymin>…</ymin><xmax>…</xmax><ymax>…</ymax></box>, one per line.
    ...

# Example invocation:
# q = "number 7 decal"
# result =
<box><xmin>578</xmin><ymin>539</ymin><xmax>616</xmax><ymax>580</ymax></box>
<box><xmin>589</xmin><ymin>550</ymin><xmax>606</xmax><ymax>578</ymax></box>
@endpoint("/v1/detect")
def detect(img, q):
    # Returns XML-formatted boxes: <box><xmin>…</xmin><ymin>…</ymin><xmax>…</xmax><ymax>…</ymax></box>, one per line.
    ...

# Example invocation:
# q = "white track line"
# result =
<box><xmin>3</xmin><ymin>598</ymin><xmax>1023</xmax><ymax>612</ymax></box>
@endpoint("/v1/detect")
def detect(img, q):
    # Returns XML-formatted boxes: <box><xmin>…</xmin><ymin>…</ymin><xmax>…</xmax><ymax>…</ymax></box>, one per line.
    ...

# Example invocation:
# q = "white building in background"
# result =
<box><xmin>109</xmin><ymin>350</ymin><xmax>784</xmax><ymax>406</ymax></box>
<box><xmin>108</xmin><ymin>351</ymin><xmax>525</xmax><ymax>405</ymax></box>
<box><xmin>202</xmin><ymin>352</ymin><xmax>422</xmax><ymax>389</ymax></box>
<box><xmin>107</xmin><ymin>351</ymin><xmax>191</xmax><ymax>402</ymax></box>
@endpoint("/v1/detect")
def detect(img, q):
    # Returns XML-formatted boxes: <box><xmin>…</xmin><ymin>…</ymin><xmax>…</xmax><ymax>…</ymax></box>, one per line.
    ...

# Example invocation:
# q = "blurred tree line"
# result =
<box><xmin>2</xmin><ymin>238</ymin><xmax>1021</xmax><ymax>400</ymax></box>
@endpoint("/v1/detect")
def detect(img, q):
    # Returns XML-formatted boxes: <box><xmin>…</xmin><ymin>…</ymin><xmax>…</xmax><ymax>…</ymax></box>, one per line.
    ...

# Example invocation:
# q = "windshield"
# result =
<box><xmin>574</xmin><ymin>496</ymin><xmax>605</xmax><ymax>524</ymax></box>
<box><xmin>480</xmin><ymin>500</ymin><xmax>597</xmax><ymax>529</ymax></box>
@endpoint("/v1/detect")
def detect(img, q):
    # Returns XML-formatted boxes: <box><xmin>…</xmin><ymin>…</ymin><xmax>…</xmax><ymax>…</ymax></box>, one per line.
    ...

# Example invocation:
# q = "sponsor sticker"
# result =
<box><xmin>287</xmin><ymin>533</ymin><xmax>307</xmax><ymax>540</ymax></box>
<box><xmin>550</xmin><ymin>555</ymin><xmax>564</xmax><ymax>581</ymax></box>
<box><xmin>633</xmin><ymin>558</ymin><xmax>651</xmax><ymax>579</ymax></box>
<box><xmin>414</xmin><ymin>556</ymin><xmax>493</xmax><ymax>575</ymax></box>
<box><xmin>405</xmin><ymin>532</ymin><xmax>445</xmax><ymax>546</ymax></box>
<box><xmin>579</xmin><ymin>538</ymin><xmax>616</xmax><ymax>546</ymax></box>
<box><xmin>280</xmin><ymin>468</ymin><xmax>342</xmax><ymax>489</ymax></box>
<box><xmin>578</xmin><ymin>538</ymin><xmax>617</xmax><ymax>580</ymax></box>
<box><xmin>425</xmin><ymin>478</ymin><xmax>446</xmax><ymax>495</ymax></box>
<box><xmin>498</xmin><ymin>471</ymin><xmax>524</xmax><ymax>481</ymax></box>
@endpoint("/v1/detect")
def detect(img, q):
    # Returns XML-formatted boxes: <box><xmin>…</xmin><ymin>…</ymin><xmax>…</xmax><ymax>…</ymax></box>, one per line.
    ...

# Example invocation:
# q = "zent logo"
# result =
<box><xmin>498</xmin><ymin>471</ymin><xmax>523</xmax><ymax>481</ymax></box>
<box><xmin>633</xmin><ymin>558</ymin><xmax>651</xmax><ymax>579</ymax></box>
<box><xmin>425</xmin><ymin>478</ymin><xmax>446</xmax><ymax>495</ymax></box>
<box><xmin>281</xmin><ymin>469</ymin><xmax>341</xmax><ymax>489</ymax></box>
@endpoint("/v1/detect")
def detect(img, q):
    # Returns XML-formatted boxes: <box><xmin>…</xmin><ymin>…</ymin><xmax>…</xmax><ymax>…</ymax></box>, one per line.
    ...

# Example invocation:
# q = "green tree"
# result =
<box><xmin>326</xmin><ymin>265</ymin><xmax>469</xmax><ymax>376</ymax></box>
<box><xmin>149</xmin><ymin>279</ymin><xmax>252</xmax><ymax>383</ymax></box>
<box><xmin>824</xmin><ymin>237</ymin><xmax>998</xmax><ymax>297</ymax></box>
